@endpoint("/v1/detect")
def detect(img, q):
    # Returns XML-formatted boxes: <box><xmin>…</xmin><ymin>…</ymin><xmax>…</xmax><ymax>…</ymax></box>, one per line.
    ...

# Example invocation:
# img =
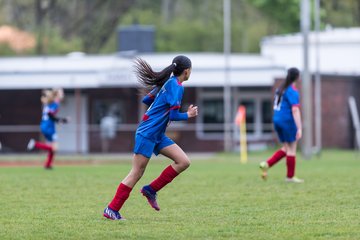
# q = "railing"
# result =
<box><xmin>0</xmin><ymin>123</ymin><xmax>275</xmax><ymax>153</ymax></box>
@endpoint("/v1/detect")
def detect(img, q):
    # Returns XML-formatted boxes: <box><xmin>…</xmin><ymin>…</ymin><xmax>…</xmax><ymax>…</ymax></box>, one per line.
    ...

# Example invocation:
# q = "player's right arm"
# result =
<box><xmin>142</xmin><ymin>87</ymin><xmax>159</xmax><ymax>106</ymax></box>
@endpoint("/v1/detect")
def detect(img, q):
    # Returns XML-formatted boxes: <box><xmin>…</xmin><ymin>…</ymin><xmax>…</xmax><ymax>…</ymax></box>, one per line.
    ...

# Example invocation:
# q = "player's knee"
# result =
<box><xmin>136</xmin><ymin>172</ymin><xmax>144</xmax><ymax>180</ymax></box>
<box><xmin>137</xmin><ymin>165</ymin><xmax>148</xmax><ymax>178</ymax></box>
<box><xmin>51</xmin><ymin>141</ymin><xmax>58</xmax><ymax>151</ymax></box>
<box><xmin>180</xmin><ymin>157</ymin><xmax>191</xmax><ymax>170</ymax></box>
<box><xmin>287</xmin><ymin>150</ymin><xmax>296</xmax><ymax>156</ymax></box>
<box><xmin>132</xmin><ymin>169</ymin><xmax>144</xmax><ymax>181</ymax></box>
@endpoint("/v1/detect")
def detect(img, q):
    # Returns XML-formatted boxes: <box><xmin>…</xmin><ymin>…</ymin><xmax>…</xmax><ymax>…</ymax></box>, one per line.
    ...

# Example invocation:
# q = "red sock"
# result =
<box><xmin>150</xmin><ymin>165</ymin><xmax>179</xmax><ymax>192</ymax></box>
<box><xmin>108</xmin><ymin>183</ymin><xmax>132</xmax><ymax>211</ymax></box>
<box><xmin>35</xmin><ymin>142</ymin><xmax>52</xmax><ymax>151</ymax></box>
<box><xmin>286</xmin><ymin>155</ymin><xmax>296</xmax><ymax>178</ymax></box>
<box><xmin>44</xmin><ymin>150</ymin><xmax>54</xmax><ymax>168</ymax></box>
<box><xmin>267</xmin><ymin>149</ymin><xmax>286</xmax><ymax>167</ymax></box>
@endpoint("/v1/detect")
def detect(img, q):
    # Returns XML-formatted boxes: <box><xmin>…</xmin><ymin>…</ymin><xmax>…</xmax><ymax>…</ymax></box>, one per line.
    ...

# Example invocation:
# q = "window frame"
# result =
<box><xmin>233</xmin><ymin>91</ymin><xmax>273</xmax><ymax>141</ymax></box>
<box><xmin>196</xmin><ymin>87</ymin><xmax>273</xmax><ymax>141</ymax></box>
<box><xmin>196</xmin><ymin>88</ymin><xmax>225</xmax><ymax>140</ymax></box>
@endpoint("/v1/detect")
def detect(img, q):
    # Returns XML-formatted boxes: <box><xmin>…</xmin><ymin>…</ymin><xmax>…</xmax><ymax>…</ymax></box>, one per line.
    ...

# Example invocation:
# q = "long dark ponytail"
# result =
<box><xmin>134</xmin><ymin>55</ymin><xmax>192</xmax><ymax>90</ymax></box>
<box><xmin>277</xmin><ymin>67</ymin><xmax>300</xmax><ymax>105</ymax></box>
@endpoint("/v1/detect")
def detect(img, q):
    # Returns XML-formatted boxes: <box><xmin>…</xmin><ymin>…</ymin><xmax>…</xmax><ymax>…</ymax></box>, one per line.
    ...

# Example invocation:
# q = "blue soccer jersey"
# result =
<box><xmin>40</xmin><ymin>102</ymin><xmax>59</xmax><ymax>139</ymax></box>
<box><xmin>136</xmin><ymin>76</ymin><xmax>185</xmax><ymax>142</ymax></box>
<box><xmin>273</xmin><ymin>85</ymin><xmax>300</xmax><ymax>122</ymax></box>
<box><xmin>272</xmin><ymin>85</ymin><xmax>300</xmax><ymax>143</ymax></box>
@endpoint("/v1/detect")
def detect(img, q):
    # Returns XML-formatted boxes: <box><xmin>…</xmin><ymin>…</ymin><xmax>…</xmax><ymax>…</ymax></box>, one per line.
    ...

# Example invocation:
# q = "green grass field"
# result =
<box><xmin>0</xmin><ymin>150</ymin><xmax>359</xmax><ymax>239</ymax></box>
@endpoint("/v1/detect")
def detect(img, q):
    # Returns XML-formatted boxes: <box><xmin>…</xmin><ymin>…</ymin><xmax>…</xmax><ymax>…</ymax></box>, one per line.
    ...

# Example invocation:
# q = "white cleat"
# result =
<box><xmin>259</xmin><ymin>161</ymin><xmax>269</xmax><ymax>180</ymax></box>
<box><xmin>27</xmin><ymin>139</ymin><xmax>35</xmax><ymax>150</ymax></box>
<box><xmin>285</xmin><ymin>176</ymin><xmax>304</xmax><ymax>183</ymax></box>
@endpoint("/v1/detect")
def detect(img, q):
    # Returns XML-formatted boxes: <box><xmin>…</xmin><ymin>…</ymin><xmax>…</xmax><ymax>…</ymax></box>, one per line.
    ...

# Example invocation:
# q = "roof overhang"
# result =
<box><xmin>0</xmin><ymin>53</ymin><xmax>284</xmax><ymax>89</ymax></box>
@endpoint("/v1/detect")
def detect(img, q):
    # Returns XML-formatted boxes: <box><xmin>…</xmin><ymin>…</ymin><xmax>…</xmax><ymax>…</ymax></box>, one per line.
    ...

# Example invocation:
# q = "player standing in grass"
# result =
<box><xmin>27</xmin><ymin>88</ymin><xmax>68</xmax><ymax>169</ymax></box>
<box><xmin>260</xmin><ymin>67</ymin><xmax>304</xmax><ymax>183</ymax></box>
<box><xmin>103</xmin><ymin>55</ymin><xmax>198</xmax><ymax>220</ymax></box>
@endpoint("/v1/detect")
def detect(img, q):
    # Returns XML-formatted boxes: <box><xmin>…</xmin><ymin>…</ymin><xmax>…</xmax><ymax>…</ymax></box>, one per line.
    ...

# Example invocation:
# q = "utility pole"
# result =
<box><xmin>223</xmin><ymin>0</ymin><xmax>232</xmax><ymax>152</ymax></box>
<box><xmin>35</xmin><ymin>0</ymin><xmax>49</xmax><ymax>55</ymax></box>
<box><xmin>161</xmin><ymin>0</ymin><xmax>171</xmax><ymax>23</ymax></box>
<box><xmin>301</xmin><ymin>0</ymin><xmax>312</xmax><ymax>159</ymax></box>
<box><xmin>314</xmin><ymin>0</ymin><xmax>322</xmax><ymax>155</ymax></box>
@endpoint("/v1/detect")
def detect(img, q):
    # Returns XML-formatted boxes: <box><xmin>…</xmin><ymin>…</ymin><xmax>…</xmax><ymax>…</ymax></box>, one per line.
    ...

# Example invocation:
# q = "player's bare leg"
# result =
<box><xmin>123</xmin><ymin>154</ymin><xmax>150</xmax><ymax>187</ymax></box>
<box><xmin>161</xmin><ymin>144</ymin><xmax>191</xmax><ymax>174</ymax></box>
<box><xmin>105</xmin><ymin>154</ymin><xmax>150</xmax><ymax>220</ymax></box>
<box><xmin>141</xmin><ymin>144</ymin><xmax>190</xmax><ymax>211</ymax></box>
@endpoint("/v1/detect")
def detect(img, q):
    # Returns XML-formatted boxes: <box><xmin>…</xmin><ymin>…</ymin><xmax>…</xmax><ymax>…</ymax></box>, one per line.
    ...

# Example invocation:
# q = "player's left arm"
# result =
<box><xmin>48</xmin><ymin>103</ymin><xmax>68</xmax><ymax>124</ymax></box>
<box><xmin>168</xmin><ymin>85</ymin><xmax>198</xmax><ymax>121</ymax></box>
<box><xmin>290</xmin><ymin>91</ymin><xmax>302</xmax><ymax>139</ymax></box>
<box><xmin>292</xmin><ymin>106</ymin><xmax>302</xmax><ymax>140</ymax></box>
<box><xmin>169</xmin><ymin>106</ymin><xmax>188</xmax><ymax>121</ymax></box>
<box><xmin>48</xmin><ymin>112</ymin><xmax>68</xmax><ymax>123</ymax></box>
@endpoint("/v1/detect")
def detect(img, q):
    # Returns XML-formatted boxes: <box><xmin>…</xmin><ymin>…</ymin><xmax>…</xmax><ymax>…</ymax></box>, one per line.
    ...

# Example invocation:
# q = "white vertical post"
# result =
<box><xmin>314</xmin><ymin>0</ymin><xmax>322</xmax><ymax>155</ymax></box>
<box><xmin>348</xmin><ymin>97</ymin><xmax>360</xmax><ymax>151</ymax></box>
<box><xmin>75</xmin><ymin>88</ymin><xmax>82</xmax><ymax>154</ymax></box>
<box><xmin>223</xmin><ymin>0</ymin><xmax>232</xmax><ymax>152</ymax></box>
<box><xmin>301</xmin><ymin>0</ymin><xmax>312</xmax><ymax>159</ymax></box>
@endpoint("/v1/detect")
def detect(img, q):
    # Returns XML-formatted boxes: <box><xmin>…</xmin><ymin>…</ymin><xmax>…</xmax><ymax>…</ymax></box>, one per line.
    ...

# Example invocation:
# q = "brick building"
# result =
<box><xmin>0</xmin><ymin>28</ymin><xmax>359</xmax><ymax>153</ymax></box>
<box><xmin>263</xmin><ymin>27</ymin><xmax>360</xmax><ymax>149</ymax></box>
<box><xmin>0</xmin><ymin>54</ymin><xmax>283</xmax><ymax>153</ymax></box>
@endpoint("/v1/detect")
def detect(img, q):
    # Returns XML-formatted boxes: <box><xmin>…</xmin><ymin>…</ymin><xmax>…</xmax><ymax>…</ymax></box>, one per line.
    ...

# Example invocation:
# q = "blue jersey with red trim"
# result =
<box><xmin>40</xmin><ymin>102</ymin><xmax>59</xmax><ymax>133</ymax></box>
<box><xmin>273</xmin><ymin>85</ymin><xmax>300</xmax><ymax>122</ymax></box>
<box><xmin>136</xmin><ymin>76</ymin><xmax>184</xmax><ymax>142</ymax></box>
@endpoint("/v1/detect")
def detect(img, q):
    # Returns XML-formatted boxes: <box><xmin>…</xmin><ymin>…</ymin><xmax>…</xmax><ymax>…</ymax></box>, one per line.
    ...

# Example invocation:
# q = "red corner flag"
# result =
<box><xmin>235</xmin><ymin>105</ymin><xmax>246</xmax><ymax>126</ymax></box>
<box><xmin>235</xmin><ymin>105</ymin><xmax>248</xmax><ymax>163</ymax></box>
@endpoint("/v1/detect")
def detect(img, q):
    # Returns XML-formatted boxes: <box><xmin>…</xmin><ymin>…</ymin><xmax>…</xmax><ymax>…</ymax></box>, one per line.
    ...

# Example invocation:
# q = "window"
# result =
<box><xmin>261</xmin><ymin>100</ymin><xmax>273</xmax><ymax>133</ymax></box>
<box><xmin>197</xmin><ymin>87</ymin><xmax>273</xmax><ymax>140</ymax></box>
<box><xmin>202</xmin><ymin>99</ymin><xmax>224</xmax><ymax>133</ymax></box>
<box><xmin>92</xmin><ymin>99</ymin><xmax>124</xmax><ymax>124</ymax></box>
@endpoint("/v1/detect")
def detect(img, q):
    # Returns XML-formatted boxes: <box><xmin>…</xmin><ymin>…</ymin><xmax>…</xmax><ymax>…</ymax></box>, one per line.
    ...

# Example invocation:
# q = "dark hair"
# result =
<box><xmin>134</xmin><ymin>55</ymin><xmax>192</xmax><ymax>90</ymax></box>
<box><xmin>277</xmin><ymin>67</ymin><xmax>300</xmax><ymax>105</ymax></box>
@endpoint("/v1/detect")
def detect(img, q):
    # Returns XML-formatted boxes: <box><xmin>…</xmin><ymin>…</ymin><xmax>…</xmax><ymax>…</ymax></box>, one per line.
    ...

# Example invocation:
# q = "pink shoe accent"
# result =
<box><xmin>140</xmin><ymin>188</ymin><xmax>160</xmax><ymax>211</ymax></box>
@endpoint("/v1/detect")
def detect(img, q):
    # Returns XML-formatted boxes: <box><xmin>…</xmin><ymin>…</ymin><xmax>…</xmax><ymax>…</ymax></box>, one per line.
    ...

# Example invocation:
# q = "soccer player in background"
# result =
<box><xmin>260</xmin><ymin>67</ymin><xmax>304</xmax><ymax>183</ymax></box>
<box><xmin>27</xmin><ymin>88</ymin><xmax>68</xmax><ymax>169</ymax></box>
<box><xmin>103</xmin><ymin>55</ymin><xmax>198</xmax><ymax>220</ymax></box>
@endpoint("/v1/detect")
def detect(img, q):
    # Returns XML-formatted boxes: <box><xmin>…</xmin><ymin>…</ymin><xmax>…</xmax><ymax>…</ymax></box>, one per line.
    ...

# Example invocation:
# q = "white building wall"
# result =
<box><xmin>261</xmin><ymin>28</ymin><xmax>360</xmax><ymax>75</ymax></box>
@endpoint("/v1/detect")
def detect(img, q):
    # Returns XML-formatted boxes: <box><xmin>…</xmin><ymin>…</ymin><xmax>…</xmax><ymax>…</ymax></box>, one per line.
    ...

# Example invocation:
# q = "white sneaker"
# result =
<box><xmin>259</xmin><ymin>161</ymin><xmax>269</xmax><ymax>180</ymax></box>
<box><xmin>285</xmin><ymin>176</ymin><xmax>304</xmax><ymax>183</ymax></box>
<box><xmin>27</xmin><ymin>139</ymin><xmax>35</xmax><ymax>150</ymax></box>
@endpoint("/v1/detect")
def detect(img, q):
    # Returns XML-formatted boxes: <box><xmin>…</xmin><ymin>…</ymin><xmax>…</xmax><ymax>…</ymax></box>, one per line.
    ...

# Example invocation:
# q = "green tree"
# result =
<box><xmin>0</xmin><ymin>0</ymin><xmax>359</xmax><ymax>55</ymax></box>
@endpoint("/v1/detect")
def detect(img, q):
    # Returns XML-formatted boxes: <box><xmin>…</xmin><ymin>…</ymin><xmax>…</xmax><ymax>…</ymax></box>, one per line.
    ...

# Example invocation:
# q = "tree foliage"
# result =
<box><xmin>0</xmin><ymin>0</ymin><xmax>359</xmax><ymax>55</ymax></box>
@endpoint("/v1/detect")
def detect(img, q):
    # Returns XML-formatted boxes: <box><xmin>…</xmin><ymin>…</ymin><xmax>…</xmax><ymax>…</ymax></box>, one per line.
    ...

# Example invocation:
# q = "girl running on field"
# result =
<box><xmin>27</xmin><ymin>88</ymin><xmax>68</xmax><ymax>169</ymax></box>
<box><xmin>260</xmin><ymin>67</ymin><xmax>304</xmax><ymax>183</ymax></box>
<box><xmin>103</xmin><ymin>55</ymin><xmax>198</xmax><ymax>220</ymax></box>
